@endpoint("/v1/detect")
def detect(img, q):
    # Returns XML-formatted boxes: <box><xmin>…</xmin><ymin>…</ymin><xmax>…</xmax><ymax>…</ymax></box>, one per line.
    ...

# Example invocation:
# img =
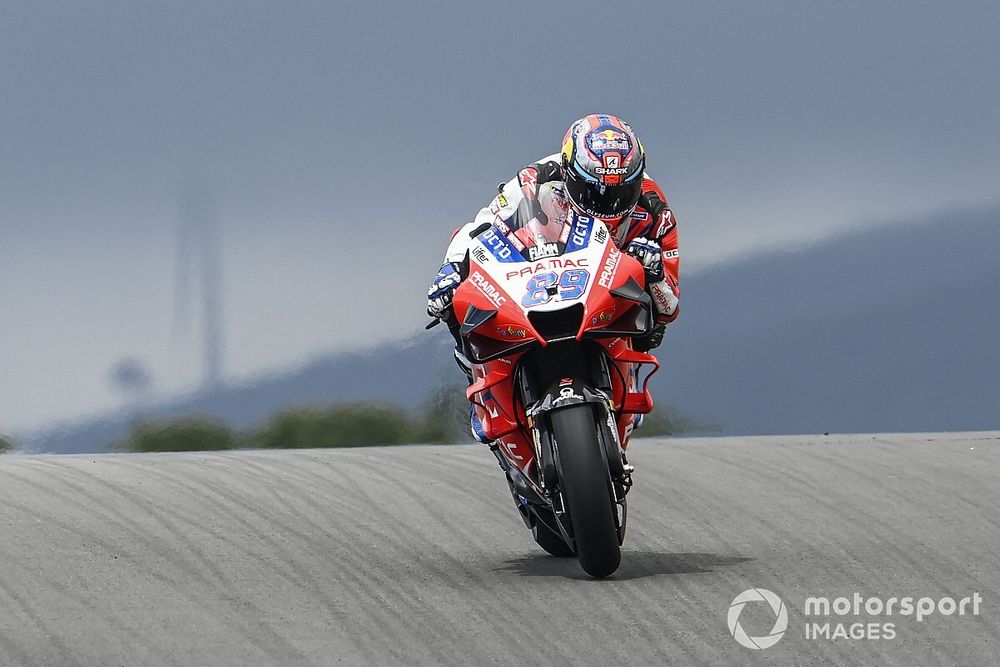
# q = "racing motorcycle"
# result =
<box><xmin>431</xmin><ymin>211</ymin><xmax>660</xmax><ymax>578</ymax></box>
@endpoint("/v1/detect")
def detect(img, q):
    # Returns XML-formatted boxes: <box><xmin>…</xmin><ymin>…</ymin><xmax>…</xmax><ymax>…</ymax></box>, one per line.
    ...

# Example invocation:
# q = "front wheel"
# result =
<box><xmin>550</xmin><ymin>405</ymin><xmax>621</xmax><ymax>577</ymax></box>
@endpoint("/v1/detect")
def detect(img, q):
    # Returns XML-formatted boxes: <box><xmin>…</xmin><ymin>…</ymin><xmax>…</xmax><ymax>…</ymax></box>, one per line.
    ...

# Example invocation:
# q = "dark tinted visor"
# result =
<box><xmin>565</xmin><ymin>169</ymin><xmax>642</xmax><ymax>219</ymax></box>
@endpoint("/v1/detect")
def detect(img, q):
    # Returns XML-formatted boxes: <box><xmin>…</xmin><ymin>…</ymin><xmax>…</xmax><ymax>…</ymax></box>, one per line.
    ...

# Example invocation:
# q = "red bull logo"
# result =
<box><xmin>587</xmin><ymin>129</ymin><xmax>631</xmax><ymax>154</ymax></box>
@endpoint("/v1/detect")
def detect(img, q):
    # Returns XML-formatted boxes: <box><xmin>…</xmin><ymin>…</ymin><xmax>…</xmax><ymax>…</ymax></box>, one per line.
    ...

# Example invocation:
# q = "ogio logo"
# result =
<box><xmin>728</xmin><ymin>588</ymin><xmax>788</xmax><ymax>649</ymax></box>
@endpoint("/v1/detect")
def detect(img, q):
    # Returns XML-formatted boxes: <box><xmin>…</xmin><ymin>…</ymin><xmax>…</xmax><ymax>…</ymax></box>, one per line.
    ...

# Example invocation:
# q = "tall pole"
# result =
<box><xmin>200</xmin><ymin>195</ymin><xmax>222</xmax><ymax>389</ymax></box>
<box><xmin>175</xmin><ymin>187</ymin><xmax>224</xmax><ymax>391</ymax></box>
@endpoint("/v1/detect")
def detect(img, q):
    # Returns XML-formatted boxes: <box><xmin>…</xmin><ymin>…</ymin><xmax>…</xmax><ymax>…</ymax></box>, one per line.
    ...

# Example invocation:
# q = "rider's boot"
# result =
<box><xmin>455</xmin><ymin>345</ymin><xmax>490</xmax><ymax>444</ymax></box>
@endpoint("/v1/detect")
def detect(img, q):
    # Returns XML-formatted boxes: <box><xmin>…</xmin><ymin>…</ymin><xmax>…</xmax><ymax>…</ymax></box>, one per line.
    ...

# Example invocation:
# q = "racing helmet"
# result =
<box><xmin>560</xmin><ymin>114</ymin><xmax>645</xmax><ymax>223</ymax></box>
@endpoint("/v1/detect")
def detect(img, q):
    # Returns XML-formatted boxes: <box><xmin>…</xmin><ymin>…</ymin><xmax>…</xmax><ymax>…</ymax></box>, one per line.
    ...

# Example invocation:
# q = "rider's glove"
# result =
<box><xmin>625</xmin><ymin>237</ymin><xmax>678</xmax><ymax>321</ymax></box>
<box><xmin>426</xmin><ymin>262</ymin><xmax>463</xmax><ymax>320</ymax></box>
<box><xmin>633</xmin><ymin>322</ymin><xmax>666</xmax><ymax>353</ymax></box>
<box><xmin>624</xmin><ymin>237</ymin><xmax>665</xmax><ymax>284</ymax></box>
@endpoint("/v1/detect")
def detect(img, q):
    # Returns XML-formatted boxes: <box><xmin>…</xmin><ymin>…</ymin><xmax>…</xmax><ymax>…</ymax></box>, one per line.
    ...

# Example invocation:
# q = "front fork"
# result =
<box><xmin>521</xmin><ymin>372</ymin><xmax>634</xmax><ymax>547</ymax></box>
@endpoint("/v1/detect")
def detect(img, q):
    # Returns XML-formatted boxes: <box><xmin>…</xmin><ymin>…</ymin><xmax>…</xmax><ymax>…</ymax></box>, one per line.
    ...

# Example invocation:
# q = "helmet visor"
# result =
<box><xmin>564</xmin><ymin>168</ymin><xmax>642</xmax><ymax>219</ymax></box>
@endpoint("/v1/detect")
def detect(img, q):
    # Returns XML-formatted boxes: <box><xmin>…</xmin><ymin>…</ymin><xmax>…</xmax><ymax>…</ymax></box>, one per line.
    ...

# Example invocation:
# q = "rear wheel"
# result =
<box><xmin>550</xmin><ymin>405</ymin><xmax>621</xmax><ymax>578</ymax></box>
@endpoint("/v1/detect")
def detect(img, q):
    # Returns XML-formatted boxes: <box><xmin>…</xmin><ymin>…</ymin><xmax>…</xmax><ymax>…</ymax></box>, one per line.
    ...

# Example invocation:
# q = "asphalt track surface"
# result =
<box><xmin>1</xmin><ymin>432</ymin><xmax>998</xmax><ymax>666</ymax></box>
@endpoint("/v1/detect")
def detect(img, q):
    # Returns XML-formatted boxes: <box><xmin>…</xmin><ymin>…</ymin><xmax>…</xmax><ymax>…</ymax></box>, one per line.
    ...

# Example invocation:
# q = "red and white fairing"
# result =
<box><xmin>452</xmin><ymin>212</ymin><xmax>660</xmax><ymax>478</ymax></box>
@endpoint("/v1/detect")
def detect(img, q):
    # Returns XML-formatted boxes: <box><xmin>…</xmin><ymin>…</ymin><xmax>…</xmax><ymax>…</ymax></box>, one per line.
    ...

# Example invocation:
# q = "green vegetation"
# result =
<box><xmin>254</xmin><ymin>403</ymin><xmax>414</xmax><ymax>449</ymax></box>
<box><xmin>0</xmin><ymin>434</ymin><xmax>12</xmax><ymax>454</ymax></box>
<box><xmin>413</xmin><ymin>383</ymin><xmax>469</xmax><ymax>443</ymax></box>
<box><xmin>115</xmin><ymin>391</ymin><xmax>469</xmax><ymax>453</ymax></box>
<box><xmin>112</xmin><ymin>385</ymin><xmax>706</xmax><ymax>453</ymax></box>
<box><xmin>251</xmin><ymin>387</ymin><xmax>472</xmax><ymax>449</ymax></box>
<box><xmin>637</xmin><ymin>406</ymin><xmax>717</xmax><ymax>437</ymax></box>
<box><xmin>115</xmin><ymin>417</ymin><xmax>239</xmax><ymax>453</ymax></box>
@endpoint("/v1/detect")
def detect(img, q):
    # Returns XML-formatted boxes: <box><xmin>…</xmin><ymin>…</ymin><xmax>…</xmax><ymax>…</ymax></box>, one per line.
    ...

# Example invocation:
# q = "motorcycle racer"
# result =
<box><xmin>427</xmin><ymin>115</ymin><xmax>680</xmax><ymax>439</ymax></box>
<box><xmin>430</xmin><ymin>114</ymin><xmax>679</xmax><ymax>334</ymax></box>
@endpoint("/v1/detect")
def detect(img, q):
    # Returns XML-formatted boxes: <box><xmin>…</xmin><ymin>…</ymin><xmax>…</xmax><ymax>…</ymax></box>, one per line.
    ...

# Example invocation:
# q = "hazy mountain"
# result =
<box><xmin>23</xmin><ymin>336</ymin><xmax>456</xmax><ymax>454</ymax></box>
<box><xmin>22</xmin><ymin>204</ymin><xmax>999</xmax><ymax>453</ymax></box>
<box><xmin>661</xmin><ymin>203</ymin><xmax>1000</xmax><ymax>434</ymax></box>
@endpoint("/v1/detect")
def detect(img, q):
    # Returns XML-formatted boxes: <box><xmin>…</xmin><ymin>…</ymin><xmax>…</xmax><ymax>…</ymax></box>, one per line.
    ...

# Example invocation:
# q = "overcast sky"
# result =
<box><xmin>2</xmin><ymin>1</ymin><xmax>999</xmax><ymax>430</ymax></box>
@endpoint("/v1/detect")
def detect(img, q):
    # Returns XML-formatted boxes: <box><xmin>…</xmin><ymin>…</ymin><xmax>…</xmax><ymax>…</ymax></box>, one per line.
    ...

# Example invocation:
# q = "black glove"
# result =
<box><xmin>633</xmin><ymin>322</ymin><xmax>666</xmax><ymax>352</ymax></box>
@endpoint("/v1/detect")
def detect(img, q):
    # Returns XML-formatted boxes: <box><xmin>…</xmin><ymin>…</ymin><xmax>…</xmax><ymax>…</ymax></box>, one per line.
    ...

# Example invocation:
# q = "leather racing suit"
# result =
<box><xmin>436</xmin><ymin>154</ymin><xmax>680</xmax><ymax>334</ymax></box>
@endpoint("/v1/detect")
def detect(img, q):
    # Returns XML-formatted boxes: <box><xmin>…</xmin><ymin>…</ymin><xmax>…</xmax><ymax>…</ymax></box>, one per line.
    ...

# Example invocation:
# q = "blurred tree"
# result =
<box><xmin>104</xmin><ymin>387</ymin><xmax>710</xmax><ymax>455</ymax></box>
<box><xmin>109</xmin><ymin>358</ymin><xmax>154</xmax><ymax>422</ymax></box>
<box><xmin>416</xmin><ymin>383</ymin><xmax>469</xmax><ymax>443</ymax></box>
<box><xmin>0</xmin><ymin>434</ymin><xmax>12</xmax><ymax>454</ymax></box>
<box><xmin>116</xmin><ymin>417</ymin><xmax>238</xmax><ymax>453</ymax></box>
<box><xmin>637</xmin><ymin>406</ymin><xmax>715</xmax><ymax>436</ymax></box>
<box><xmin>109</xmin><ymin>358</ymin><xmax>153</xmax><ymax>396</ymax></box>
<box><xmin>253</xmin><ymin>403</ymin><xmax>413</xmax><ymax>449</ymax></box>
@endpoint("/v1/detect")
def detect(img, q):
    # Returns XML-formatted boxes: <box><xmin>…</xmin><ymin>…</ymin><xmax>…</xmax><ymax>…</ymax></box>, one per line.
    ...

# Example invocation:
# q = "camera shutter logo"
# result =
<box><xmin>728</xmin><ymin>588</ymin><xmax>788</xmax><ymax>649</ymax></box>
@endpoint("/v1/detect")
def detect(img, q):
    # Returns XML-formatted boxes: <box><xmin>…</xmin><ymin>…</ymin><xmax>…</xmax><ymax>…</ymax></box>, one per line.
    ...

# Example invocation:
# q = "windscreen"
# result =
<box><xmin>498</xmin><ymin>187</ymin><xmax>585</xmax><ymax>262</ymax></box>
<box><xmin>510</xmin><ymin>216</ymin><xmax>566</xmax><ymax>260</ymax></box>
